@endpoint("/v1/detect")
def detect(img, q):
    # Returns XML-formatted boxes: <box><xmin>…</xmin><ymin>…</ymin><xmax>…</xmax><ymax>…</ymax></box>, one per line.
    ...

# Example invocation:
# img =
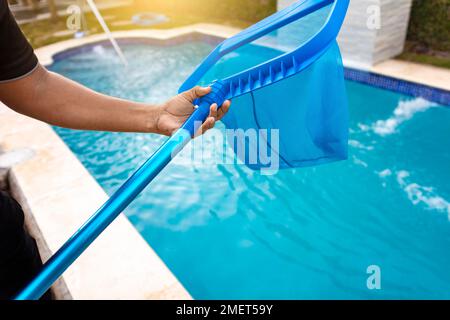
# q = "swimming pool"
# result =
<box><xmin>50</xmin><ymin>41</ymin><xmax>450</xmax><ymax>299</ymax></box>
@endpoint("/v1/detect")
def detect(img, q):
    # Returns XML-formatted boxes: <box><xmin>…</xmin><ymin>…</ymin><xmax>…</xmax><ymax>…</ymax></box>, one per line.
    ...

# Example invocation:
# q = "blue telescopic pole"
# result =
<box><xmin>15</xmin><ymin>82</ymin><xmax>226</xmax><ymax>300</ymax></box>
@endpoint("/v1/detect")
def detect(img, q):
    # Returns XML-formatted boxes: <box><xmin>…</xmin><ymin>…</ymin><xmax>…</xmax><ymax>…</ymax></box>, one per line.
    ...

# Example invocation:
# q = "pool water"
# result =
<box><xmin>50</xmin><ymin>42</ymin><xmax>450</xmax><ymax>299</ymax></box>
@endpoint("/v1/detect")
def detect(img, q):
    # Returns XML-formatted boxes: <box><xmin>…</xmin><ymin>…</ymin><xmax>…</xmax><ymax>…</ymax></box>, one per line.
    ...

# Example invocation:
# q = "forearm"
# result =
<box><xmin>0</xmin><ymin>64</ymin><xmax>228</xmax><ymax>137</ymax></box>
<box><xmin>0</xmin><ymin>65</ymin><xmax>159</xmax><ymax>133</ymax></box>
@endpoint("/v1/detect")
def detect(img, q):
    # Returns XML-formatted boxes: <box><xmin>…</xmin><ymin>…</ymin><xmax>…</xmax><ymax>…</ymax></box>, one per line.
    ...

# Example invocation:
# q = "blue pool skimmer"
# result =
<box><xmin>16</xmin><ymin>0</ymin><xmax>350</xmax><ymax>299</ymax></box>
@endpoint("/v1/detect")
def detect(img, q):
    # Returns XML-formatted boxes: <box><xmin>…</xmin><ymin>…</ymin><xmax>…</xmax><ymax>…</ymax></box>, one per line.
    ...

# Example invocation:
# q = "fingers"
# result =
<box><xmin>182</xmin><ymin>86</ymin><xmax>211</xmax><ymax>102</ymax></box>
<box><xmin>217</xmin><ymin>100</ymin><xmax>231</xmax><ymax>120</ymax></box>
<box><xmin>193</xmin><ymin>100</ymin><xmax>232</xmax><ymax>137</ymax></box>
<box><xmin>195</xmin><ymin>117</ymin><xmax>215</xmax><ymax>137</ymax></box>
<box><xmin>194</xmin><ymin>104</ymin><xmax>217</xmax><ymax>136</ymax></box>
<box><xmin>205</xmin><ymin>101</ymin><xmax>231</xmax><ymax>122</ymax></box>
<box><xmin>181</xmin><ymin>87</ymin><xmax>231</xmax><ymax>120</ymax></box>
<box><xmin>209</xmin><ymin>103</ymin><xmax>218</xmax><ymax>120</ymax></box>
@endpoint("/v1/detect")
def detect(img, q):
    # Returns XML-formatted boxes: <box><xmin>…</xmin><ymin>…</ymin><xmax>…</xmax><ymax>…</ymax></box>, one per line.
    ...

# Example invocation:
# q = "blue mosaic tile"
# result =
<box><xmin>344</xmin><ymin>67</ymin><xmax>450</xmax><ymax>106</ymax></box>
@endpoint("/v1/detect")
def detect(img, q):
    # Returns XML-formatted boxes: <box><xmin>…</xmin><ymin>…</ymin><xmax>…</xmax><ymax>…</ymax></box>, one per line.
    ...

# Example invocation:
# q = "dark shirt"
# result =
<box><xmin>0</xmin><ymin>0</ymin><xmax>38</xmax><ymax>82</ymax></box>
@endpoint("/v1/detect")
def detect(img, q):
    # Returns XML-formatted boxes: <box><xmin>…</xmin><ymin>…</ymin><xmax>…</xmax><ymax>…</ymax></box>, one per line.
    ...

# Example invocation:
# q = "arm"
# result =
<box><xmin>0</xmin><ymin>64</ymin><xmax>230</xmax><ymax>136</ymax></box>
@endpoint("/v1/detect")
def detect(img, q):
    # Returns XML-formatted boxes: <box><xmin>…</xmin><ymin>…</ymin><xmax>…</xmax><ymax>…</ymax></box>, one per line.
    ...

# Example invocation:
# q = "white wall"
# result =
<box><xmin>277</xmin><ymin>0</ymin><xmax>413</xmax><ymax>68</ymax></box>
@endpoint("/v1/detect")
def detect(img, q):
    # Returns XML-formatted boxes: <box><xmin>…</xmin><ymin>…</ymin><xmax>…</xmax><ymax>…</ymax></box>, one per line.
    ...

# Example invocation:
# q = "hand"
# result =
<box><xmin>155</xmin><ymin>86</ymin><xmax>231</xmax><ymax>136</ymax></box>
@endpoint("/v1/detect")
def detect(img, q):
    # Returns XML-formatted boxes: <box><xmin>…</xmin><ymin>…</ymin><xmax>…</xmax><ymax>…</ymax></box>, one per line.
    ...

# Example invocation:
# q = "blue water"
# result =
<box><xmin>50</xmin><ymin>42</ymin><xmax>450</xmax><ymax>299</ymax></box>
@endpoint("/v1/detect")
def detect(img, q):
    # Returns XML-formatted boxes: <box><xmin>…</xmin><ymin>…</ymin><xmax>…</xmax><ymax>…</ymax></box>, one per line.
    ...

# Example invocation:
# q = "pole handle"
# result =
<box><xmin>181</xmin><ymin>81</ymin><xmax>227</xmax><ymax>137</ymax></box>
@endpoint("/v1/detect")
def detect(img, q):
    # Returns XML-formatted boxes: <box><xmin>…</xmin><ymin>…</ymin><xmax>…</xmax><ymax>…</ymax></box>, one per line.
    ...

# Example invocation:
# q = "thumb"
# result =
<box><xmin>182</xmin><ymin>86</ymin><xmax>211</xmax><ymax>102</ymax></box>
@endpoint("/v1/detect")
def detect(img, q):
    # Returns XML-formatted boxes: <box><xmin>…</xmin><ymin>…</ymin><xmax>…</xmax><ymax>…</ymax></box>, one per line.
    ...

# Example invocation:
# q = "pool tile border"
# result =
<box><xmin>345</xmin><ymin>68</ymin><xmax>450</xmax><ymax>106</ymax></box>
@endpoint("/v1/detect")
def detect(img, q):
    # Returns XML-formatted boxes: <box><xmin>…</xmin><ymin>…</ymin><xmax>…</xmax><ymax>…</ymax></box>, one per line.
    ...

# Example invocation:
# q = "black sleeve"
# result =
<box><xmin>0</xmin><ymin>1</ymin><xmax>38</xmax><ymax>82</ymax></box>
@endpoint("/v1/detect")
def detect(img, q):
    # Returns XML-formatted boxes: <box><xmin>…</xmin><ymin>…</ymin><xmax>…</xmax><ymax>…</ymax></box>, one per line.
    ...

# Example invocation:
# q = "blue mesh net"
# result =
<box><xmin>221</xmin><ymin>42</ymin><xmax>348</xmax><ymax>170</ymax></box>
<box><xmin>193</xmin><ymin>3</ymin><xmax>348</xmax><ymax>171</ymax></box>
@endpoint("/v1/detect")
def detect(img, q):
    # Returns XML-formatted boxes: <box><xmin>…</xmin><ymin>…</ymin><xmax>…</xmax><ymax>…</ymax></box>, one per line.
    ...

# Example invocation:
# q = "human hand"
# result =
<box><xmin>155</xmin><ymin>86</ymin><xmax>231</xmax><ymax>136</ymax></box>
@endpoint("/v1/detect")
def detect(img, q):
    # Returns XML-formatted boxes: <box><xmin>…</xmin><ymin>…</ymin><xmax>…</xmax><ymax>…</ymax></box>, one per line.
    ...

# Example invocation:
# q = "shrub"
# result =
<box><xmin>406</xmin><ymin>0</ymin><xmax>450</xmax><ymax>52</ymax></box>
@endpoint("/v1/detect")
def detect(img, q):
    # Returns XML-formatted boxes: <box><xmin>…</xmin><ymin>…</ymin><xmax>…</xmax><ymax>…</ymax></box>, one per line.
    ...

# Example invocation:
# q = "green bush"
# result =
<box><xmin>407</xmin><ymin>0</ymin><xmax>450</xmax><ymax>52</ymax></box>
